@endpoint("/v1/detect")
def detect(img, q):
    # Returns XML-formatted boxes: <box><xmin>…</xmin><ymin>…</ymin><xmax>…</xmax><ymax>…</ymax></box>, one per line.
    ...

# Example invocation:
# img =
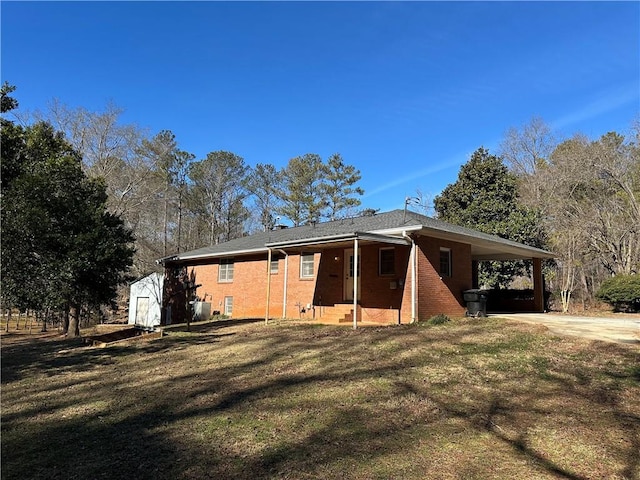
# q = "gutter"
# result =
<box><xmin>161</xmin><ymin>247</ymin><xmax>269</xmax><ymax>263</ymax></box>
<box><xmin>265</xmin><ymin>232</ymin><xmax>359</xmax><ymax>248</ymax></box>
<box><xmin>266</xmin><ymin>231</ymin><xmax>411</xmax><ymax>249</ymax></box>
<box><xmin>156</xmin><ymin>255</ymin><xmax>178</xmax><ymax>265</ymax></box>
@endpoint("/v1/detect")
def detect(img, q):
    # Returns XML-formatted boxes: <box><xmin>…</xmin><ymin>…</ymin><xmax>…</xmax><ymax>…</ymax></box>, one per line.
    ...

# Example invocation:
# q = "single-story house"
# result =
<box><xmin>158</xmin><ymin>209</ymin><xmax>554</xmax><ymax>327</ymax></box>
<box><xmin>128</xmin><ymin>272</ymin><xmax>164</xmax><ymax>329</ymax></box>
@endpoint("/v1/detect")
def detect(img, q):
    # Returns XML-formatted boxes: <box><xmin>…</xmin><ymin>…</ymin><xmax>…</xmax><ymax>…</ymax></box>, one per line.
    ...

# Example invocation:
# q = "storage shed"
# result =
<box><xmin>128</xmin><ymin>273</ymin><xmax>164</xmax><ymax>329</ymax></box>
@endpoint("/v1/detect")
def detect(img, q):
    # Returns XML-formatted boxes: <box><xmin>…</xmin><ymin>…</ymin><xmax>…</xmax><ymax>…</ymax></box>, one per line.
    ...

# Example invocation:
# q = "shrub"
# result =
<box><xmin>427</xmin><ymin>314</ymin><xmax>451</xmax><ymax>325</ymax></box>
<box><xmin>596</xmin><ymin>275</ymin><xmax>640</xmax><ymax>312</ymax></box>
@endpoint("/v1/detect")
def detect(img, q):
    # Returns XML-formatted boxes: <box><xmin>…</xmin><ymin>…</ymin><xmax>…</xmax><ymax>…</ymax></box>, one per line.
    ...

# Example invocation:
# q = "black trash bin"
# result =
<box><xmin>463</xmin><ymin>289</ymin><xmax>488</xmax><ymax>317</ymax></box>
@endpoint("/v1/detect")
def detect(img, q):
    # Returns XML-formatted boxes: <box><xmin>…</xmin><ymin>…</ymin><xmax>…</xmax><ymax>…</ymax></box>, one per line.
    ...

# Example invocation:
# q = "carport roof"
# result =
<box><xmin>159</xmin><ymin>209</ymin><xmax>554</xmax><ymax>263</ymax></box>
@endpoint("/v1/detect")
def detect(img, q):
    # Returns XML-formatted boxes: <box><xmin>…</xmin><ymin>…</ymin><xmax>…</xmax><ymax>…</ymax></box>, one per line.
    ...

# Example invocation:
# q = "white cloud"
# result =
<box><xmin>551</xmin><ymin>82</ymin><xmax>639</xmax><ymax>131</ymax></box>
<box><xmin>364</xmin><ymin>152</ymin><xmax>467</xmax><ymax>199</ymax></box>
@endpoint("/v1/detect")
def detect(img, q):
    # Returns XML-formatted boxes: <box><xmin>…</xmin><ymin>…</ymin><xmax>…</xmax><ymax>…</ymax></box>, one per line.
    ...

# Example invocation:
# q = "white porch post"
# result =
<box><xmin>265</xmin><ymin>248</ymin><xmax>272</xmax><ymax>324</ymax></box>
<box><xmin>282</xmin><ymin>251</ymin><xmax>289</xmax><ymax>318</ymax></box>
<box><xmin>411</xmin><ymin>237</ymin><xmax>416</xmax><ymax>323</ymax></box>
<box><xmin>353</xmin><ymin>237</ymin><xmax>359</xmax><ymax>330</ymax></box>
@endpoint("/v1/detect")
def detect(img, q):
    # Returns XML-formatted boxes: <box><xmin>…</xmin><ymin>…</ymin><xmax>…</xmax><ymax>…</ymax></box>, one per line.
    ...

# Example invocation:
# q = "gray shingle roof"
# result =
<box><xmin>162</xmin><ymin>209</ymin><xmax>553</xmax><ymax>262</ymax></box>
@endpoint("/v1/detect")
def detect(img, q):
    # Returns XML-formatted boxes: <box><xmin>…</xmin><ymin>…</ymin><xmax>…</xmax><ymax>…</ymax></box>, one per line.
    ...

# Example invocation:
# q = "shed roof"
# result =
<box><xmin>160</xmin><ymin>209</ymin><xmax>554</xmax><ymax>263</ymax></box>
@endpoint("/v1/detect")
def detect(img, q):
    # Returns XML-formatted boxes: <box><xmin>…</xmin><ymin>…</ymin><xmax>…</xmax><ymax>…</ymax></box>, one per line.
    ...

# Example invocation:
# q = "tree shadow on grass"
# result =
<box><xmin>164</xmin><ymin>317</ymin><xmax>263</xmax><ymax>334</ymax></box>
<box><xmin>0</xmin><ymin>326</ymin><xmax>240</xmax><ymax>384</ymax></box>
<box><xmin>2</xmin><ymin>319</ymin><xmax>639</xmax><ymax>480</ymax></box>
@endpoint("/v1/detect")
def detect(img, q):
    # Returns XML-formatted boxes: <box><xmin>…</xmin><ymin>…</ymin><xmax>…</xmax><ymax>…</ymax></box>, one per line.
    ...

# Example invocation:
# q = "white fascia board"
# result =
<box><xmin>266</xmin><ymin>233</ymin><xmax>357</xmax><ymax>248</ymax></box>
<box><xmin>356</xmin><ymin>232</ymin><xmax>411</xmax><ymax>245</ymax></box>
<box><xmin>369</xmin><ymin>225</ymin><xmax>423</xmax><ymax>236</ymax></box>
<box><xmin>418</xmin><ymin>225</ymin><xmax>555</xmax><ymax>259</ymax></box>
<box><xmin>178</xmin><ymin>247</ymin><xmax>268</xmax><ymax>261</ymax></box>
<box><xmin>266</xmin><ymin>231</ymin><xmax>411</xmax><ymax>249</ymax></box>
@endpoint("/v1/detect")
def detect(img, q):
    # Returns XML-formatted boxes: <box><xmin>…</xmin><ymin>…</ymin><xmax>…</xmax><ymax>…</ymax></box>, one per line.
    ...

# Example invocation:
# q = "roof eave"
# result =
<box><xmin>417</xmin><ymin>225</ymin><xmax>555</xmax><ymax>259</ymax></box>
<box><xmin>266</xmin><ymin>231</ymin><xmax>411</xmax><ymax>249</ymax></box>
<box><xmin>166</xmin><ymin>246</ymin><xmax>269</xmax><ymax>263</ymax></box>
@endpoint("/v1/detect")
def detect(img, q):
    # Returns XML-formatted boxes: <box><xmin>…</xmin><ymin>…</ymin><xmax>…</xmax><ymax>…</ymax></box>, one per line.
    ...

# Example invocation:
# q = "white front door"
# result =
<box><xmin>343</xmin><ymin>248</ymin><xmax>361</xmax><ymax>301</ymax></box>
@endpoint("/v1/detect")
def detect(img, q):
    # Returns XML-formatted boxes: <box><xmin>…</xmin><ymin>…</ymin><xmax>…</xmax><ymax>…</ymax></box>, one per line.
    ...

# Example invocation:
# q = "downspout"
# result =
<box><xmin>265</xmin><ymin>248</ymin><xmax>272</xmax><ymax>324</ymax></box>
<box><xmin>277</xmin><ymin>249</ymin><xmax>289</xmax><ymax>318</ymax></box>
<box><xmin>353</xmin><ymin>236</ymin><xmax>359</xmax><ymax>330</ymax></box>
<box><xmin>403</xmin><ymin>231</ymin><xmax>416</xmax><ymax>324</ymax></box>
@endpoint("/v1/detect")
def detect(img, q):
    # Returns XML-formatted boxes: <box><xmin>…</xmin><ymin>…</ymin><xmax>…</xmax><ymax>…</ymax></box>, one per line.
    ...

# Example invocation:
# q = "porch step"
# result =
<box><xmin>315</xmin><ymin>304</ymin><xmax>356</xmax><ymax>324</ymax></box>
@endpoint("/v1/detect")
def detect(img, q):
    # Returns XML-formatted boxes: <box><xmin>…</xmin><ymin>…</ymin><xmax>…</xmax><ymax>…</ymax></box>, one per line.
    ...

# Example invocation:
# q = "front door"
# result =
<box><xmin>343</xmin><ymin>248</ymin><xmax>361</xmax><ymax>301</ymax></box>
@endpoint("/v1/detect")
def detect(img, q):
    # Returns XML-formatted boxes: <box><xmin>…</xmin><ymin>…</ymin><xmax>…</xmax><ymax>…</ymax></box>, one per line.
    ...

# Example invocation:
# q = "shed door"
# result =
<box><xmin>135</xmin><ymin>297</ymin><xmax>150</xmax><ymax>325</ymax></box>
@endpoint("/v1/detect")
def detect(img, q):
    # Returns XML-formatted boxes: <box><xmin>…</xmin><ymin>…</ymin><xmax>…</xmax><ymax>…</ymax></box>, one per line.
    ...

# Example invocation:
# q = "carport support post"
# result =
<box><xmin>353</xmin><ymin>237</ymin><xmax>359</xmax><ymax>330</ymax></box>
<box><xmin>533</xmin><ymin>258</ymin><xmax>544</xmax><ymax>312</ymax></box>
<box><xmin>265</xmin><ymin>248</ymin><xmax>272</xmax><ymax>324</ymax></box>
<box><xmin>472</xmin><ymin>261</ymin><xmax>479</xmax><ymax>289</ymax></box>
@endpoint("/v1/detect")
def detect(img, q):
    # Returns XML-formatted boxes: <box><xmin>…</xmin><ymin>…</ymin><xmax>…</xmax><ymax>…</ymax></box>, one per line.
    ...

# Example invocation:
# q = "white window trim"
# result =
<box><xmin>300</xmin><ymin>253</ymin><xmax>315</xmax><ymax>278</ymax></box>
<box><xmin>270</xmin><ymin>255</ymin><xmax>279</xmax><ymax>274</ymax></box>
<box><xmin>218</xmin><ymin>258</ymin><xmax>234</xmax><ymax>283</ymax></box>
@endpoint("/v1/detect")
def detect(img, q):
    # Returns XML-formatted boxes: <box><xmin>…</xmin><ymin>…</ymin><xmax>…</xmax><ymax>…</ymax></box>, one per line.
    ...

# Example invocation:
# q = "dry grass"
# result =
<box><xmin>1</xmin><ymin>317</ymin><xmax>639</xmax><ymax>480</ymax></box>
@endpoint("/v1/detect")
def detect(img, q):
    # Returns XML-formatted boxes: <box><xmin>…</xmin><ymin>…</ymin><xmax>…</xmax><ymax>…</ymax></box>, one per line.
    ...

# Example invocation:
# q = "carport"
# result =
<box><xmin>419</xmin><ymin>223</ymin><xmax>556</xmax><ymax>313</ymax></box>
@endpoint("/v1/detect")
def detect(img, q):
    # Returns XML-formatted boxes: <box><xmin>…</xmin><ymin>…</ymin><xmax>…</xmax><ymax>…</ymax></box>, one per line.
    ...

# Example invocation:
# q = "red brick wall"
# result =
<box><xmin>360</xmin><ymin>244</ymin><xmax>410</xmax><ymax>309</ymax></box>
<box><xmin>190</xmin><ymin>252</ymin><xmax>319</xmax><ymax>319</ymax></box>
<box><xmin>184</xmin><ymin>236</ymin><xmax>472</xmax><ymax>322</ymax></box>
<box><xmin>414</xmin><ymin>236</ymin><xmax>472</xmax><ymax>319</ymax></box>
<box><xmin>314</xmin><ymin>245</ymin><xmax>410</xmax><ymax>310</ymax></box>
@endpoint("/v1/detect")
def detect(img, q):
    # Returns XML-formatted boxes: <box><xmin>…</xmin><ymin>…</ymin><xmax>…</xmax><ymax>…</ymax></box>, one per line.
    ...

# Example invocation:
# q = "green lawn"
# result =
<box><xmin>2</xmin><ymin>317</ymin><xmax>639</xmax><ymax>479</ymax></box>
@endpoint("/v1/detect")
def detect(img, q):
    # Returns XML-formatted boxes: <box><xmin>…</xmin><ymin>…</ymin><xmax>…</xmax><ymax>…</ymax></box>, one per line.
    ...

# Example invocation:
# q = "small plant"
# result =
<box><xmin>427</xmin><ymin>314</ymin><xmax>451</xmax><ymax>325</ymax></box>
<box><xmin>596</xmin><ymin>275</ymin><xmax>640</xmax><ymax>312</ymax></box>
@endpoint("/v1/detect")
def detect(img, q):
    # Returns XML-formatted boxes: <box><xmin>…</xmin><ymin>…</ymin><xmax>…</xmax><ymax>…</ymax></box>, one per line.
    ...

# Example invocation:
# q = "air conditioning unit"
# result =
<box><xmin>193</xmin><ymin>301</ymin><xmax>211</xmax><ymax>321</ymax></box>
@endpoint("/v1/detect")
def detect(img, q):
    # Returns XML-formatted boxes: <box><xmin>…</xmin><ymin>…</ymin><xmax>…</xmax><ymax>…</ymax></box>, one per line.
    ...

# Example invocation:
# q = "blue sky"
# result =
<box><xmin>2</xmin><ymin>1</ymin><xmax>639</xmax><ymax>213</ymax></box>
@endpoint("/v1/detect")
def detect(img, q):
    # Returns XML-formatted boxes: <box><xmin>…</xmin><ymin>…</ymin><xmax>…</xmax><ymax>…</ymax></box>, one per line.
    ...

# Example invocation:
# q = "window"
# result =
<box><xmin>439</xmin><ymin>248</ymin><xmax>452</xmax><ymax>277</ymax></box>
<box><xmin>270</xmin><ymin>255</ymin><xmax>279</xmax><ymax>274</ymax></box>
<box><xmin>218</xmin><ymin>258</ymin><xmax>234</xmax><ymax>282</ymax></box>
<box><xmin>300</xmin><ymin>253</ymin><xmax>315</xmax><ymax>278</ymax></box>
<box><xmin>379</xmin><ymin>247</ymin><xmax>395</xmax><ymax>275</ymax></box>
<box><xmin>224</xmin><ymin>296</ymin><xmax>233</xmax><ymax>316</ymax></box>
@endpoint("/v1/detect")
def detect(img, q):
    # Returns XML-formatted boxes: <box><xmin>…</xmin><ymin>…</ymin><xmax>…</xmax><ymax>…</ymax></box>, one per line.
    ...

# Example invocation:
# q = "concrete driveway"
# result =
<box><xmin>494</xmin><ymin>313</ymin><xmax>640</xmax><ymax>345</ymax></box>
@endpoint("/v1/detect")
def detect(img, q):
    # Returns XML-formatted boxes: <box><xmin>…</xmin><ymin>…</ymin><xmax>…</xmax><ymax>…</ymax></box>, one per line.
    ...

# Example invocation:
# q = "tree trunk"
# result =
<box><xmin>163</xmin><ymin>184</ymin><xmax>169</xmax><ymax>257</ymax></box>
<box><xmin>41</xmin><ymin>309</ymin><xmax>48</xmax><ymax>332</ymax></box>
<box><xmin>62</xmin><ymin>304</ymin><xmax>70</xmax><ymax>336</ymax></box>
<box><xmin>68</xmin><ymin>304</ymin><xmax>81</xmax><ymax>338</ymax></box>
<box><xmin>177</xmin><ymin>188</ymin><xmax>183</xmax><ymax>253</ymax></box>
<box><xmin>560</xmin><ymin>290</ymin><xmax>572</xmax><ymax>313</ymax></box>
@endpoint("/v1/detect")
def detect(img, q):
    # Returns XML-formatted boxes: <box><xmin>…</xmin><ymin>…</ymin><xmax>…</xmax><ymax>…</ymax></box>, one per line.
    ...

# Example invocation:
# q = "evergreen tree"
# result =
<box><xmin>278</xmin><ymin>154</ymin><xmax>326</xmax><ymax>226</ymax></box>
<box><xmin>434</xmin><ymin>147</ymin><xmax>545</xmax><ymax>288</ymax></box>
<box><xmin>246</xmin><ymin>163</ymin><xmax>282</xmax><ymax>231</ymax></box>
<box><xmin>324</xmin><ymin>153</ymin><xmax>364</xmax><ymax>221</ymax></box>
<box><xmin>188</xmin><ymin>151</ymin><xmax>249</xmax><ymax>245</ymax></box>
<box><xmin>1</xmin><ymin>86</ymin><xmax>135</xmax><ymax>335</ymax></box>
<box><xmin>277</xmin><ymin>153</ymin><xmax>364</xmax><ymax>225</ymax></box>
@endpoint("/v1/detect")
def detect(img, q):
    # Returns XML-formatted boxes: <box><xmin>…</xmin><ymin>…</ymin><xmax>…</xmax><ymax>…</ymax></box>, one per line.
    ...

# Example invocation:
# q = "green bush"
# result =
<box><xmin>596</xmin><ymin>275</ymin><xmax>640</xmax><ymax>312</ymax></box>
<box><xmin>427</xmin><ymin>314</ymin><xmax>451</xmax><ymax>325</ymax></box>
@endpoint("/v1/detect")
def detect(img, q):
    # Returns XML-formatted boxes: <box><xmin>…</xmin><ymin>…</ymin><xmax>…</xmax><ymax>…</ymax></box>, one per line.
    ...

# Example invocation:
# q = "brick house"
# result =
<box><xmin>159</xmin><ymin>209</ymin><xmax>554</xmax><ymax>326</ymax></box>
